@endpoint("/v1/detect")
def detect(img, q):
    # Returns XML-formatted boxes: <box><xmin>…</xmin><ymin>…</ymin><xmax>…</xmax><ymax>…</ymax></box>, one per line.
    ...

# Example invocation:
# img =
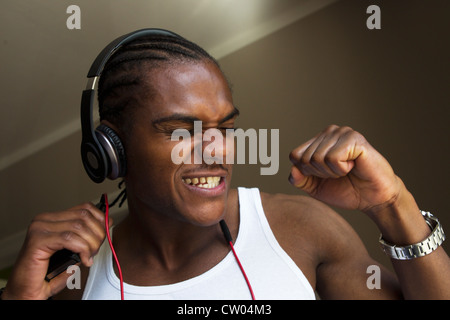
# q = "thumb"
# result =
<box><xmin>288</xmin><ymin>166</ymin><xmax>319</xmax><ymax>194</ymax></box>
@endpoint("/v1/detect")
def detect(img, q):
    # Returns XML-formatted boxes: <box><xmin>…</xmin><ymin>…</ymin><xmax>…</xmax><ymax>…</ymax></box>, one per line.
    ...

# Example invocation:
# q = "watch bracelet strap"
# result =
<box><xmin>379</xmin><ymin>211</ymin><xmax>446</xmax><ymax>260</ymax></box>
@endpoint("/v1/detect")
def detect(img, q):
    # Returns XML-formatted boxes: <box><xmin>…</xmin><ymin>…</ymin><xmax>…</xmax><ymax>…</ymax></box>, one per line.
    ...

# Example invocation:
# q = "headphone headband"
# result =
<box><xmin>81</xmin><ymin>28</ymin><xmax>182</xmax><ymax>183</ymax></box>
<box><xmin>87</xmin><ymin>28</ymin><xmax>182</xmax><ymax>78</ymax></box>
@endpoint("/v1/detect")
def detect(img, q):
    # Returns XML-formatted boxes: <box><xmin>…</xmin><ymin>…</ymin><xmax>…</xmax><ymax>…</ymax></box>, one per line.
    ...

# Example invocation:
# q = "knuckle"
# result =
<box><xmin>62</xmin><ymin>231</ymin><xmax>74</xmax><ymax>241</ymax></box>
<box><xmin>76</xmin><ymin>206</ymin><xmax>97</xmax><ymax>222</ymax></box>
<box><xmin>350</xmin><ymin>130</ymin><xmax>364</xmax><ymax>141</ymax></box>
<box><xmin>310</xmin><ymin>153</ymin><xmax>323</xmax><ymax>165</ymax></box>
<box><xmin>289</xmin><ymin>150</ymin><xmax>297</xmax><ymax>162</ymax></box>
<box><xmin>324</xmin><ymin>124</ymin><xmax>339</xmax><ymax>132</ymax></box>
<box><xmin>78</xmin><ymin>208</ymin><xmax>90</xmax><ymax>219</ymax></box>
<box><xmin>27</xmin><ymin>219</ymin><xmax>46</xmax><ymax>235</ymax></box>
<box><xmin>27</xmin><ymin>220</ymin><xmax>39</xmax><ymax>233</ymax></box>
<box><xmin>298</xmin><ymin>156</ymin><xmax>310</xmax><ymax>168</ymax></box>
<box><xmin>82</xmin><ymin>202</ymin><xmax>97</xmax><ymax>210</ymax></box>
<box><xmin>32</xmin><ymin>212</ymin><xmax>51</xmax><ymax>222</ymax></box>
<box><xmin>71</xmin><ymin>219</ymin><xmax>85</xmax><ymax>232</ymax></box>
<box><xmin>76</xmin><ymin>202</ymin><xmax>95</xmax><ymax>214</ymax></box>
<box><xmin>338</xmin><ymin>125</ymin><xmax>353</xmax><ymax>132</ymax></box>
<box><xmin>324</xmin><ymin>154</ymin><xmax>335</xmax><ymax>164</ymax></box>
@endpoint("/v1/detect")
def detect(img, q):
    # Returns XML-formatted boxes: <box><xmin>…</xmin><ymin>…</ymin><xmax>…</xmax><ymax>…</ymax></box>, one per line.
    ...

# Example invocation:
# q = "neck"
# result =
<box><xmin>112</xmin><ymin>189</ymin><xmax>239</xmax><ymax>280</ymax></box>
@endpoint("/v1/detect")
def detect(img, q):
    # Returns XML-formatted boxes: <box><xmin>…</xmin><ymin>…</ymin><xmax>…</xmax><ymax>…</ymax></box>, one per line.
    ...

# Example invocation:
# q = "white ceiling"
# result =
<box><xmin>0</xmin><ymin>0</ymin><xmax>336</xmax><ymax>171</ymax></box>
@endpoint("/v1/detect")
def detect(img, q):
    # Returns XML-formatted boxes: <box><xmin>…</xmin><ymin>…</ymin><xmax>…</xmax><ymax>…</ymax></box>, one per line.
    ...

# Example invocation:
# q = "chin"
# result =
<box><xmin>178</xmin><ymin>199</ymin><xmax>228</xmax><ymax>227</ymax></box>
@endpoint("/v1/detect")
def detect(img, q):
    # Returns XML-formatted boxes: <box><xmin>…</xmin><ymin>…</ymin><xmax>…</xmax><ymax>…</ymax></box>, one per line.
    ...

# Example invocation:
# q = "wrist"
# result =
<box><xmin>379</xmin><ymin>211</ymin><xmax>446</xmax><ymax>260</ymax></box>
<box><xmin>365</xmin><ymin>180</ymin><xmax>430</xmax><ymax>245</ymax></box>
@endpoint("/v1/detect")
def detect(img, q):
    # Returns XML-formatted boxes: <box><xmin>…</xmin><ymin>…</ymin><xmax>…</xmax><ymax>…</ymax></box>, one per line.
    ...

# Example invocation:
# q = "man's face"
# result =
<box><xmin>123</xmin><ymin>61</ymin><xmax>237</xmax><ymax>226</ymax></box>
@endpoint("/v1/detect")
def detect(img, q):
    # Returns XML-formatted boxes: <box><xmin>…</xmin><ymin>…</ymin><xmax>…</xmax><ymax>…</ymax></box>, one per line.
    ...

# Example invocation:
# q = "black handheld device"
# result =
<box><xmin>45</xmin><ymin>195</ymin><xmax>106</xmax><ymax>281</ymax></box>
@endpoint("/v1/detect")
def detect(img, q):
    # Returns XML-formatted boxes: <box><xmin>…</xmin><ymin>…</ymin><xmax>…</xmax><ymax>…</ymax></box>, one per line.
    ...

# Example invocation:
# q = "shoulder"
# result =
<box><xmin>259</xmin><ymin>191</ymin><xmax>359</xmax><ymax>252</ymax></box>
<box><xmin>259</xmin><ymin>191</ymin><xmax>401</xmax><ymax>299</ymax></box>
<box><xmin>258</xmin><ymin>192</ymin><xmax>359</xmax><ymax>288</ymax></box>
<box><xmin>259</xmin><ymin>192</ymin><xmax>362</xmax><ymax>287</ymax></box>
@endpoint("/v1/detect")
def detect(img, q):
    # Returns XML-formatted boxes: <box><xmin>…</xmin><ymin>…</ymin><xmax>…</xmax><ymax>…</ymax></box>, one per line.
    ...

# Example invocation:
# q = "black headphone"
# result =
<box><xmin>80</xmin><ymin>28</ymin><xmax>182</xmax><ymax>183</ymax></box>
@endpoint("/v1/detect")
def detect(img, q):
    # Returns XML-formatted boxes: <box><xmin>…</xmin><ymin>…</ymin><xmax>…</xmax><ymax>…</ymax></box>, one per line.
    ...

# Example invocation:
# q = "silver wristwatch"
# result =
<box><xmin>379</xmin><ymin>211</ymin><xmax>446</xmax><ymax>260</ymax></box>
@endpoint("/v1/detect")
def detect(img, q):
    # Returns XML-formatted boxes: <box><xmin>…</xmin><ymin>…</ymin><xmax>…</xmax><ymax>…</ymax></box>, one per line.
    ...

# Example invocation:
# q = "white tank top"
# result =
<box><xmin>82</xmin><ymin>187</ymin><xmax>315</xmax><ymax>300</ymax></box>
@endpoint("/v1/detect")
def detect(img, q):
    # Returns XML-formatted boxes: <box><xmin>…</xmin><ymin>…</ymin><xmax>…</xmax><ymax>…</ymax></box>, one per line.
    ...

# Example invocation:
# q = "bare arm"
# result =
<box><xmin>365</xmin><ymin>183</ymin><xmax>450</xmax><ymax>299</ymax></box>
<box><xmin>288</xmin><ymin>125</ymin><xmax>450</xmax><ymax>299</ymax></box>
<box><xmin>310</xmin><ymin>200</ymin><xmax>402</xmax><ymax>299</ymax></box>
<box><xmin>264</xmin><ymin>192</ymin><xmax>402</xmax><ymax>299</ymax></box>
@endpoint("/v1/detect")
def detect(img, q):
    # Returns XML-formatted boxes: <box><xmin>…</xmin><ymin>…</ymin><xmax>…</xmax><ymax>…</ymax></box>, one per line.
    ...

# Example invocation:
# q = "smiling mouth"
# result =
<box><xmin>182</xmin><ymin>176</ymin><xmax>222</xmax><ymax>189</ymax></box>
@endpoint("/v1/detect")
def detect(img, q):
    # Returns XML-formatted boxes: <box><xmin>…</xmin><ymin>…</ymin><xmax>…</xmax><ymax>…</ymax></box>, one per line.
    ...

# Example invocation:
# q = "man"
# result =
<box><xmin>2</xmin><ymin>30</ymin><xmax>449</xmax><ymax>300</ymax></box>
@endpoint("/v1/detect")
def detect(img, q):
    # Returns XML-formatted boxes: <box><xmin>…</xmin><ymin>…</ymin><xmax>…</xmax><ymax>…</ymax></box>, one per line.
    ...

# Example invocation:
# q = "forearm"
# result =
<box><xmin>366</xmin><ymin>178</ymin><xmax>450</xmax><ymax>299</ymax></box>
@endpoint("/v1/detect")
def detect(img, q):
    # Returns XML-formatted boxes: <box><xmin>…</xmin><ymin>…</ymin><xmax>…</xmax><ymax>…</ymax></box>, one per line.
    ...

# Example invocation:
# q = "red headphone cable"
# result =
<box><xmin>103</xmin><ymin>193</ymin><xmax>125</xmax><ymax>300</ymax></box>
<box><xmin>220</xmin><ymin>220</ymin><xmax>255</xmax><ymax>300</ymax></box>
<box><xmin>102</xmin><ymin>194</ymin><xmax>254</xmax><ymax>300</ymax></box>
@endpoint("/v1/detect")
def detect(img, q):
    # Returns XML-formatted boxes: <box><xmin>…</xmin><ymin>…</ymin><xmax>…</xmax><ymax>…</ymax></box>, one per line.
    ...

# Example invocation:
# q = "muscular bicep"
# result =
<box><xmin>262</xmin><ymin>192</ymin><xmax>402</xmax><ymax>299</ymax></box>
<box><xmin>314</xmin><ymin>209</ymin><xmax>402</xmax><ymax>299</ymax></box>
<box><xmin>316</xmin><ymin>253</ymin><xmax>402</xmax><ymax>299</ymax></box>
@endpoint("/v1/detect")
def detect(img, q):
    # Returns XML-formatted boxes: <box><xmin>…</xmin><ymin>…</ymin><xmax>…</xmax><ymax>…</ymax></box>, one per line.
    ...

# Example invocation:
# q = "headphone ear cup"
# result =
<box><xmin>80</xmin><ymin>140</ymin><xmax>108</xmax><ymax>184</ymax></box>
<box><xmin>95</xmin><ymin>124</ymin><xmax>127</xmax><ymax>180</ymax></box>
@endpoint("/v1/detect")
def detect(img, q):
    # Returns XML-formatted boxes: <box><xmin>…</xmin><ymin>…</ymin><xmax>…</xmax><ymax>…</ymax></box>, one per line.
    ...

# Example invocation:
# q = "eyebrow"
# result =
<box><xmin>152</xmin><ymin>107</ymin><xmax>240</xmax><ymax>128</ymax></box>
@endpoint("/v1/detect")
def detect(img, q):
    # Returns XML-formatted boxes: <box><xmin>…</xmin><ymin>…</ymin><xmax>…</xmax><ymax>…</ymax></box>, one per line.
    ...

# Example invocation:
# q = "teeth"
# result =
<box><xmin>182</xmin><ymin>176</ymin><xmax>221</xmax><ymax>189</ymax></box>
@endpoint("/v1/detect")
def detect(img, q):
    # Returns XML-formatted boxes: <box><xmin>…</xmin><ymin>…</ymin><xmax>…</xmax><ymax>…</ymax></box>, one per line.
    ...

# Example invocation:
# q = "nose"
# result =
<box><xmin>193</xmin><ymin>128</ymin><xmax>234</xmax><ymax>165</ymax></box>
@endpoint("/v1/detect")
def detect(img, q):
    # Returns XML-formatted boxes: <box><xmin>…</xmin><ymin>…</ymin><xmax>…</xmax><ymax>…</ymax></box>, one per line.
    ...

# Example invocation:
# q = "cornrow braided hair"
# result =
<box><xmin>98</xmin><ymin>33</ymin><xmax>222</xmax><ymax>129</ymax></box>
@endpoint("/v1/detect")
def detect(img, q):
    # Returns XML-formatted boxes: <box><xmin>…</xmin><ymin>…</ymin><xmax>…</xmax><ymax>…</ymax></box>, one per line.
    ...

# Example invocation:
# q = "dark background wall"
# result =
<box><xmin>221</xmin><ymin>0</ymin><xmax>450</xmax><ymax>269</ymax></box>
<box><xmin>1</xmin><ymin>0</ymin><xmax>448</xmax><ymax>286</ymax></box>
